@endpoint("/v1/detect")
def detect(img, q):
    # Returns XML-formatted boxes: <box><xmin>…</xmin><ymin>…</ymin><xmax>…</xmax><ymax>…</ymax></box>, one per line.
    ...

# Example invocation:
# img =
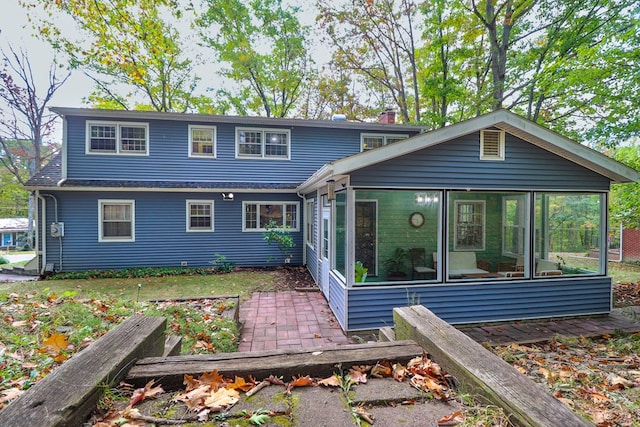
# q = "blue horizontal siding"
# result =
<box><xmin>329</xmin><ymin>274</ymin><xmax>347</xmax><ymax>330</ymax></box>
<box><xmin>350</xmin><ymin>133</ymin><xmax>611</xmax><ymax>191</ymax></box>
<box><xmin>42</xmin><ymin>190</ymin><xmax>304</xmax><ymax>272</ymax></box>
<box><xmin>345</xmin><ymin>277</ymin><xmax>612</xmax><ymax>331</ymax></box>
<box><xmin>64</xmin><ymin>116</ymin><xmax>418</xmax><ymax>184</ymax></box>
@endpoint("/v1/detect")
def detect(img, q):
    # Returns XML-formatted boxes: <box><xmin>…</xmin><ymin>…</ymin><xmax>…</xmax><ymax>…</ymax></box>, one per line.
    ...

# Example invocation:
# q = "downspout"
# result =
<box><xmin>34</xmin><ymin>189</ymin><xmax>40</xmax><ymax>272</ymax></box>
<box><xmin>40</xmin><ymin>194</ymin><xmax>63</xmax><ymax>273</ymax></box>
<box><xmin>37</xmin><ymin>194</ymin><xmax>47</xmax><ymax>275</ymax></box>
<box><xmin>296</xmin><ymin>191</ymin><xmax>307</xmax><ymax>266</ymax></box>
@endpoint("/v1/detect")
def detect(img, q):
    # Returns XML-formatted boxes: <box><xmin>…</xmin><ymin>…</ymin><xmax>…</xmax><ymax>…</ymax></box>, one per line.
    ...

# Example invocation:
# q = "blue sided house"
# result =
<box><xmin>26</xmin><ymin>107</ymin><xmax>639</xmax><ymax>331</ymax></box>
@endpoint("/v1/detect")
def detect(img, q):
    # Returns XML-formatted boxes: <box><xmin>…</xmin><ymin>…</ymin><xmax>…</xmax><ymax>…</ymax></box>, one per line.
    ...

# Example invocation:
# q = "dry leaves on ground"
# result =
<box><xmin>492</xmin><ymin>333</ymin><xmax>640</xmax><ymax>426</ymax></box>
<box><xmin>93</xmin><ymin>353</ymin><xmax>463</xmax><ymax>426</ymax></box>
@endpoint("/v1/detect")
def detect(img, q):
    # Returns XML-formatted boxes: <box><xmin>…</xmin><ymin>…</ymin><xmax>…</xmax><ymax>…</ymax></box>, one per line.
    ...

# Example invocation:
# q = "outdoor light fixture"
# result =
<box><xmin>327</xmin><ymin>179</ymin><xmax>336</xmax><ymax>201</ymax></box>
<box><xmin>222</xmin><ymin>192</ymin><xmax>234</xmax><ymax>201</ymax></box>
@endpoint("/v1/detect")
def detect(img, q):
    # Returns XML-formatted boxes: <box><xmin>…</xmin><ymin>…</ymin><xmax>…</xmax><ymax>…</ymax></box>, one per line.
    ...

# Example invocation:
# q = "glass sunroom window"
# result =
<box><xmin>353</xmin><ymin>189</ymin><xmax>440</xmax><ymax>284</ymax></box>
<box><xmin>534</xmin><ymin>193</ymin><xmax>604</xmax><ymax>276</ymax></box>
<box><xmin>448</xmin><ymin>191</ymin><xmax>528</xmax><ymax>280</ymax></box>
<box><xmin>335</xmin><ymin>192</ymin><xmax>347</xmax><ymax>277</ymax></box>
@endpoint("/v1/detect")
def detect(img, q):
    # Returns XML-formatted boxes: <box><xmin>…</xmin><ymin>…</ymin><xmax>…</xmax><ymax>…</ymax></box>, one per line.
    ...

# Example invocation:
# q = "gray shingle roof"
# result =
<box><xmin>25</xmin><ymin>155</ymin><xmax>298</xmax><ymax>190</ymax></box>
<box><xmin>25</xmin><ymin>153</ymin><xmax>62</xmax><ymax>187</ymax></box>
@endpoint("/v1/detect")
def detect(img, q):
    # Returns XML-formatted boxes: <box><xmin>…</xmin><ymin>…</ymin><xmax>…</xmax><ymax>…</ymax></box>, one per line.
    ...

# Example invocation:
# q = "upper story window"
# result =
<box><xmin>99</xmin><ymin>200</ymin><xmax>135</xmax><ymax>242</ymax></box>
<box><xmin>186</xmin><ymin>200</ymin><xmax>214</xmax><ymax>232</ymax></box>
<box><xmin>236</xmin><ymin>128</ymin><xmax>290</xmax><ymax>159</ymax></box>
<box><xmin>480</xmin><ymin>129</ymin><xmax>505</xmax><ymax>160</ymax></box>
<box><xmin>243</xmin><ymin>201</ymin><xmax>299</xmax><ymax>231</ymax></box>
<box><xmin>361</xmin><ymin>133</ymin><xmax>409</xmax><ymax>151</ymax></box>
<box><xmin>189</xmin><ymin>125</ymin><xmax>216</xmax><ymax>158</ymax></box>
<box><xmin>87</xmin><ymin>121</ymin><xmax>149</xmax><ymax>155</ymax></box>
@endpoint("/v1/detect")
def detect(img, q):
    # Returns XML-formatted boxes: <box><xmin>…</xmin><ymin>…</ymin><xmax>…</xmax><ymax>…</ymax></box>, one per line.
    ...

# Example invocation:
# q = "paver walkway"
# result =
<box><xmin>238</xmin><ymin>291</ymin><xmax>640</xmax><ymax>351</ymax></box>
<box><xmin>238</xmin><ymin>291</ymin><xmax>354</xmax><ymax>352</ymax></box>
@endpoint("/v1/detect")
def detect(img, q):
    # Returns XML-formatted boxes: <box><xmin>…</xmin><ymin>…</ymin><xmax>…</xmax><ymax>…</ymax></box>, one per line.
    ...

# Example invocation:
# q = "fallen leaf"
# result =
<box><xmin>437</xmin><ymin>410</ymin><xmax>464</xmax><ymax>425</ymax></box>
<box><xmin>318</xmin><ymin>375</ymin><xmax>341</xmax><ymax>387</ymax></box>
<box><xmin>353</xmin><ymin>406</ymin><xmax>374</xmax><ymax>424</ymax></box>
<box><xmin>197</xmin><ymin>370</ymin><xmax>225</xmax><ymax>390</ymax></box>
<box><xmin>173</xmin><ymin>385</ymin><xmax>211</xmax><ymax>411</ymax></box>
<box><xmin>286</xmin><ymin>375</ymin><xmax>315</xmax><ymax>393</ymax></box>
<box><xmin>204</xmin><ymin>387</ymin><xmax>239</xmax><ymax>411</ymax></box>
<box><xmin>0</xmin><ymin>388</ymin><xmax>23</xmax><ymax>404</ymax></box>
<box><xmin>370</xmin><ymin>361</ymin><xmax>392</xmax><ymax>378</ymax></box>
<box><xmin>129</xmin><ymin>380</ymin><xmax>164</xmax><ymax>407</ymax></box>
<box><xmin>349</xmin><ymin>366</ymin><xmax>367</xmax><ymax>384</ymax></box>
<box><xmin>392</xmin><ymin>363</ymin><xmax>407</xmax><ymax>382</ymax></box>
<box><xmin>227</xmin><ymin>375</ymin><xmax>255</xmax><ymax>392</ymax></box>
<box><xmin>43</xmin><ymin>333</ymin><xmax>69</xmax><ymax>353</ymax></box>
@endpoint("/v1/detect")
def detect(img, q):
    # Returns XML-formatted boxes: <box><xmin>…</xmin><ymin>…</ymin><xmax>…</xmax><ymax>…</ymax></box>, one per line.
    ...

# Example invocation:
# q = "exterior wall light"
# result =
<box><xmin>222</xmin><ymin>192</ymin><xmax>234</xmax><ymax>201</ymax></box>
<box><xmin>327</xmin><ymin>179</ymin><xmax>336</xmax><ymax>201</ymax></box>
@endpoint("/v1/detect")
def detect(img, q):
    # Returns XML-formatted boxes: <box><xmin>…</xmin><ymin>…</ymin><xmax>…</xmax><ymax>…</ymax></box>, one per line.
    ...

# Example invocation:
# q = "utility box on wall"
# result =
<box><xmin>50</xmin><ymin>222</ymin><xmax>65</xmax><ymax>238</ymax></box>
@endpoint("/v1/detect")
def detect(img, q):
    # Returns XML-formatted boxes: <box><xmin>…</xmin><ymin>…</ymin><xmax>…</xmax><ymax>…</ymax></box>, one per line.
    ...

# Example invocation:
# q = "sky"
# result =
<box><xmin>0</xmin><ymin>1</ymin><xmax>324</xmax><ymax>112</ymax></box>
<box><xmin>1</xmin><ymin>2</ymin><xmax>93</xmax><ymax>107</ymax></box>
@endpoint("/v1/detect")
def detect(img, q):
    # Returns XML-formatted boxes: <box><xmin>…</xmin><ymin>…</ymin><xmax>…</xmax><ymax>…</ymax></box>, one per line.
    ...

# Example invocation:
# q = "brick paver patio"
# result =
<box><xmin>239</xmin><ymin>291</ymin><xmax>640</xmax><ymax>351</ymax></box>
<box><xmin>238</xmin><ymin>291</ymin><xmax>354</xmax><ymax>352</ymax></box>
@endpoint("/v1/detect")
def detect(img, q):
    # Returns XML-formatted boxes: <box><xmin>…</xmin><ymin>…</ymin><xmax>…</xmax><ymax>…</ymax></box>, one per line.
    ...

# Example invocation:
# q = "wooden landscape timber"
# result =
<box><xmin>393</xmin><ymin>305</ymin><xmax>593</xmax><ymax>427</ymax></box>
<box><xmin>126</xmin><ymin>340</ymin><xmax>425</xmax><ymax>390</ymax></box>
<box><xmin>0</xmin><ymin>315</ymin><xmax>167</xmax><ymax>427</ymax></box>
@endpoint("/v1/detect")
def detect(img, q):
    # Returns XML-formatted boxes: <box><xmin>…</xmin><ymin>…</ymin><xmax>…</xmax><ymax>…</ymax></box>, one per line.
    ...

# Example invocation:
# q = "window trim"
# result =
<box><xmin>501</xmin><ymin>194</ymin><xmax>526</xmax><ymax>258</ymax></box>
<box><xmin>98</xmin><ymin>199</ymin><xmax>135</xmax><ymax>242</ymax></box>
<box><xmin>188</xmin><ymin>125</ymin><xmax>217</xmax><ymax>158</ymax></box>
<box><xmin>86</xmin><ymin>121</ymin><xmax>149</xmax><ymax>155</ymax></box>
<box><xmin>453</xmin><ymin>200</ymin><xmax>485</xmax><ymax>251</ymax></box>
<box><xmin>235</xmin><ymin>127</ymin><xmax>291</xmax><ymax>160</ymax></box>
<box><xmin>186</xmin><ymin>200</ymin><xmax>215</xmax><ymax>232</ymax></box>
<box><xmin>242</xmin><ymin>201</ymin><xmax>300</xmax><ymax>232</ymax></box>
<box><xmin>305</xmin><ymin>198</ymin><xmax>315</xmax><ymax>247</ymax></box>
<box><xmin>360</xmin><ymin>133</ymin><xmax>409</xmax><ymax>151</ymax></box>
<box><xmin>480</xmin><ymin>129</ymin><xmax>505</xmax><ymax>161</ymax></box>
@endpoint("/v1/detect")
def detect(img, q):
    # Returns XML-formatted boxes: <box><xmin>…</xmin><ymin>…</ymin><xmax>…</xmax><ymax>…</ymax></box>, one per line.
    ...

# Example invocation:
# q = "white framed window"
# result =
<box><xmin>186</xmin><ymin>200</ymin><xmax>214</xmax><ymax>232</ymax></box>
<box><xmin>454</xmin><ymin>200</ymin><xmax>485</xmax><ymax>250</ymax></box>
<box><xmin>361</xmin><ymin>133</ymin><xmax>409</xmax><ymax>151</ymax></box>
<box><xmin>189</xmin><ymin>125</ymin><xmax>216</xmax><ymax>158</ymax></box>
<box><xmin>305</xmin><ymin>198</ymin><xmax>315</xmax><ymax>246</ymax></box>
<box><xmin>98</xmin><ymin>200</ymin><xmax>135</xmax><ymax>242</ymax></box>
<box><xmin>236</xmin><ymin>128</ymin><xmax>290</xmax><ymax>159</ymax></box>
<box><xmin>480</xmin><ymin>129</ymin><xmax>505</xmax><ymax>160</ymax></box>
<box><xmin>243</xmin><ymin>201</ymin><xmax>299</xmax><ymax>231</ymax></box>
<box><xmin>87</xmin><ymin>121</ymin><xmax>149</xmax><ymax>155</ymax></box>
<box><xmin>502</xmin><ymin>195</ymin><xmax>526</xmax><ymax>257</ymax></box>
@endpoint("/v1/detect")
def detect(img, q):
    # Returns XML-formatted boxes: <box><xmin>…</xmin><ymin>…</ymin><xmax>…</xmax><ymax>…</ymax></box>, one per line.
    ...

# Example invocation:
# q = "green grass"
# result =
<box><xmin>0</xmin><ymin>269</ymin><xmax>284</xmax><ymax>301</ymax></box>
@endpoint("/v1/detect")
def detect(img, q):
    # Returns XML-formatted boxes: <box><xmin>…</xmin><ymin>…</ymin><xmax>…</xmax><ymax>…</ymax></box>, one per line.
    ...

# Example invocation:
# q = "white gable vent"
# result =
<box><xmin>480</xmin><ymin>129</ymin><xmax>505</xmax><ymax>160</ymax></box>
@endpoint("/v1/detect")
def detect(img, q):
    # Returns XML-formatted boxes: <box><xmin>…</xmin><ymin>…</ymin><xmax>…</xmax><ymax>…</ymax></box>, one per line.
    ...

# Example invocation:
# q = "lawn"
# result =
<box><xmin>0</xmin><ymin>268</ymin><xmax>299</xmax><ymax>302</ymax></box>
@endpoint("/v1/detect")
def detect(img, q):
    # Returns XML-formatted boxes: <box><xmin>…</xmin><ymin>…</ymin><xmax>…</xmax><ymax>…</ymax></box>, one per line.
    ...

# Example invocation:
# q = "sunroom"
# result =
<box><xmin>337</xmin><ymin>189</ymin><xmax>606</xmax><ymax>285</ymax></box>
<box><xmin>300</xmin><ymin>110</ymin><xmax>639</xmax><ymax>331</ymax></box>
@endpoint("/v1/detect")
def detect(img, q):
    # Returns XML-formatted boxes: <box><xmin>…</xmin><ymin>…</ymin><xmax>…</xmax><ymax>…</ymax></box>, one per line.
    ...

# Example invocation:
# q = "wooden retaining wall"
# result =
<box><xmin>393</xmin><ymin>305</ymin><xmax>592</xmax><ymax>427</ymax></box>
<box><xmin>0</xmin><ymin>315</ymin><xmax>166</xmax><ymax>427</ymax></box>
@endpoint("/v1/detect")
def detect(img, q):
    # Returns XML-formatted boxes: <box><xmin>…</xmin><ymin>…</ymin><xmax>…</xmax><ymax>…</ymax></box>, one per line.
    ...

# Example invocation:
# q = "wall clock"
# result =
<box><xmin>409</xmin><ymin>211</ymin><xmax>425</xmax><ymax>228</ymax></box>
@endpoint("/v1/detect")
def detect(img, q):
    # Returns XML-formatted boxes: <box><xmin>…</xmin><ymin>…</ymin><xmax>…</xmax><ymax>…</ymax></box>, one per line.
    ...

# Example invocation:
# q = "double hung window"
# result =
<box><xmin>99</xmin><ymin>200</ymin><xmax>135</xmax><ymax>242</ymax></box>
<box><xmin>237</xmin><ymin>128</ymin><xmax>290</xmax><ymax>159</ymax></box>
<box><xmin>186</xmin><ymin>200</ymin><xmax>214</xmax><ymax>232</ymax></box>
<box><xmin>189</xmin><ymin>126</ymin><xmax>216</xmax><ymax>157</ymax></box>
<box><xmin>87</xmin><ymin>122</ymin><xmax>148</xmax><ymax>155</ymax></box>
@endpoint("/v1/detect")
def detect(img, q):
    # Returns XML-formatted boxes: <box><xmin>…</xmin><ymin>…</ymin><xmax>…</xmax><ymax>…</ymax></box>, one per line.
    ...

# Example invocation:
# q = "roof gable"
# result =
<box><xmin>298</xmin><ymin>110</ymin><xmax>640</xmax><ymax>192</ymax></box>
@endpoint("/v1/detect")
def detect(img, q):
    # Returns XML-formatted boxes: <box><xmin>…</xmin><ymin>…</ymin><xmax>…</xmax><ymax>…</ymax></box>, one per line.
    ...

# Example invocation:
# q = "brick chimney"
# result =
<box><xmin>378</xmin><ymin>108</ymin><xmax>396</xmax><ymax>124</ymax></box>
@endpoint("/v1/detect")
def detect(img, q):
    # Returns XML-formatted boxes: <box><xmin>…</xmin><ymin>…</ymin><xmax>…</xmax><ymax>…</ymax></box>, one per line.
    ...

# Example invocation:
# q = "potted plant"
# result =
<box><xmin>354</xmin><ymin>261</ymin><xmax>368</xmax><ymax>283</ymax></box>
<box><xmin>383</xmin><ymin>248</ymin><xmax>409</xmax><ymax>281</ymax></box>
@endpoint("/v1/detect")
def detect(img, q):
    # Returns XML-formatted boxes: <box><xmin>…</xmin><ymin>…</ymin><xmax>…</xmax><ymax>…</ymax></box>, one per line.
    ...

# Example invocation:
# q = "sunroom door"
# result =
<box><xmin>355</xmin><ymin>201</ymin><xmax>377</xmax><ymax>276</ymax></box>
<box><xmin>320</xmin><ymin>204</ymin><xmax>331</xmax><ymax>296</ymax></box>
